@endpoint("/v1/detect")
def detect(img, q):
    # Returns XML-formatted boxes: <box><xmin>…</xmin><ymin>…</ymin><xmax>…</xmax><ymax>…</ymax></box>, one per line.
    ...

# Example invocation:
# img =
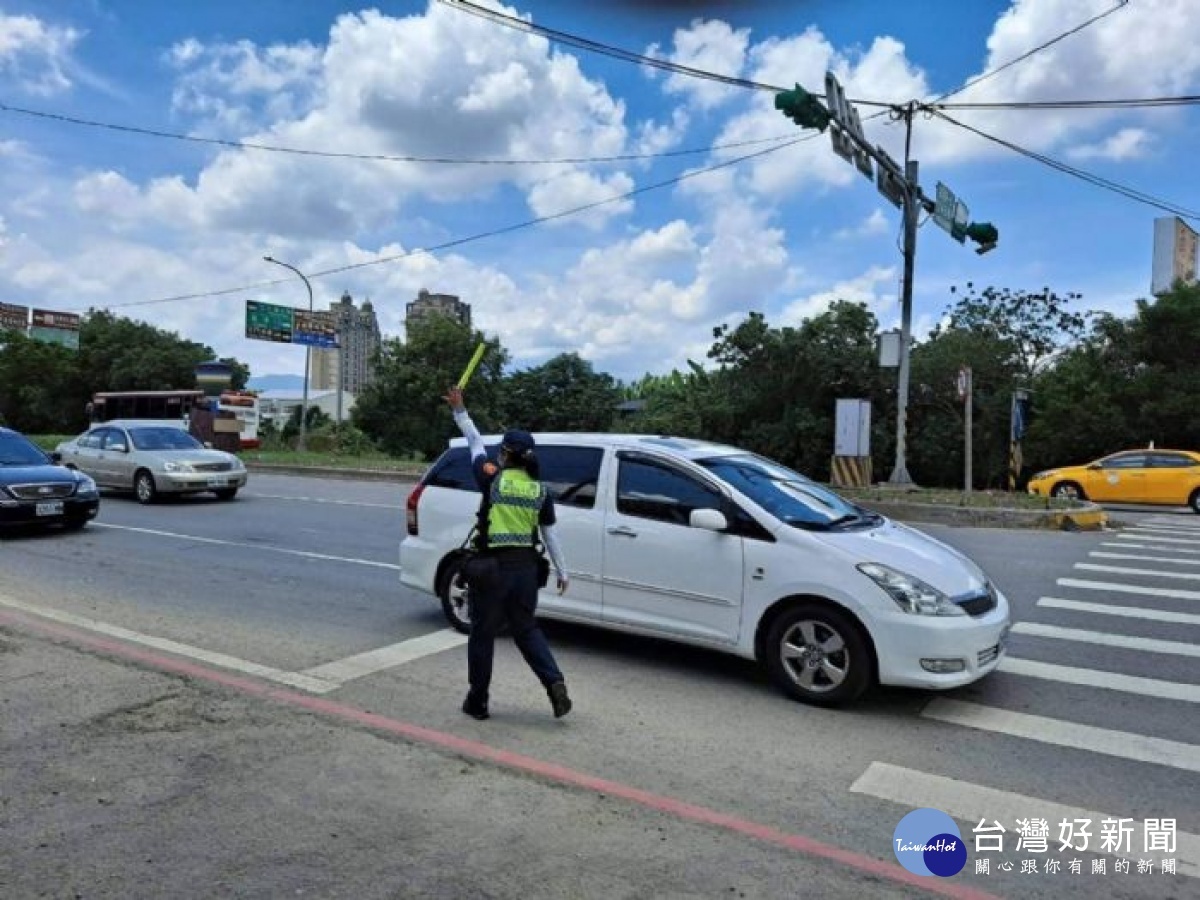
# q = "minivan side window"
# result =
<box><xmin>617</xmin><ymin>456</ymin><xmax>721</xmax><ymax>525</ymax></box>
<box><xmin>426</xmin><ymin>446</ymin><xmax>497</xmax><ymax>491</ymax></box>
<box><xmin>1150</xmin><ymin>452</ymin><xmax>1197</xmax><ymax>468</ymax></box>
<box><xmin>537</xmin><ymin>445</ymin><xmax>604</xmax><ymax>509</ymax></box>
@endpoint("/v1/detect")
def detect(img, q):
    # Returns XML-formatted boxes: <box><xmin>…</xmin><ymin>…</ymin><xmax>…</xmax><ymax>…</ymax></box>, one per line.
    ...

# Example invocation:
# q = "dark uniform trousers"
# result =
<box><xmin>466</xmin><ymin>549</ymin><xmax>563</xmax><ymax>705</ymax></box>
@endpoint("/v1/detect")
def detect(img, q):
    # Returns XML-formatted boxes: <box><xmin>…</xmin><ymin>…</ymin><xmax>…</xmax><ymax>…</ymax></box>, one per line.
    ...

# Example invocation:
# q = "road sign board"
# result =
<box><xmin>293</xmin><ymin>309</ymin><xmax>339</xmax><ymax>348</ymax></box>
<box><xmin>245</xmin><ymin>300</ymin><xmax>293</xmax><ymax>343</ymax></box>
<box><xmin>824</xmin><ymin>72</ymin><xmax>873</xmax><ymax>181</ymax></box>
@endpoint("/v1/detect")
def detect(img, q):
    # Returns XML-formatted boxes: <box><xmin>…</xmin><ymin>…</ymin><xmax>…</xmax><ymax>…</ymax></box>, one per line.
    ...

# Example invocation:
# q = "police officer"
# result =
<box><xmin>445</xmin><ymin>386</ymin><xmax>572</xmax><ymax>721</ymax></box>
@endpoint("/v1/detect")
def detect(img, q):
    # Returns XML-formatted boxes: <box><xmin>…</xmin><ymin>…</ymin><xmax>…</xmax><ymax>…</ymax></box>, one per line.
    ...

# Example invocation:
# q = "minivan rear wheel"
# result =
<box><xmin>764</xmin><ymin>603</ymin><xmax>871</xmax><ymax>706</ymax></box>
<box><xmin>438</xmin><ymin>556</ymin><xmax>472</xmax><ymax>634</ymax></box>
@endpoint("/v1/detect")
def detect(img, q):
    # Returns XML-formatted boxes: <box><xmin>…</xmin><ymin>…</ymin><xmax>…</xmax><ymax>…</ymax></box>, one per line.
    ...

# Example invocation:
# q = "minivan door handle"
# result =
<box><xmin>607</xmin><ymin>526</ymin><xmax>638</xmax><ymax>538</ymax></box>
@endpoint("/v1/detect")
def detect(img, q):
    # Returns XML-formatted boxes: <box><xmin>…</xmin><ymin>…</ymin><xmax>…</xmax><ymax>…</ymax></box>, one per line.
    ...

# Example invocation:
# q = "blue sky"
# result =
<box><xmin>1</xmin><ymin>0</ymin><xmax>1197</xmax><ymax>383</ymax></box>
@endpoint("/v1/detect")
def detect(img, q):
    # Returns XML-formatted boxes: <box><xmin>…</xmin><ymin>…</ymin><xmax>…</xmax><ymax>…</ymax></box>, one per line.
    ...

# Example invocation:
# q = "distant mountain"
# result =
<box><xmin>247</xmin><ymin>373</ymin><xmax>306</xmax><ymax>391</ymax></box>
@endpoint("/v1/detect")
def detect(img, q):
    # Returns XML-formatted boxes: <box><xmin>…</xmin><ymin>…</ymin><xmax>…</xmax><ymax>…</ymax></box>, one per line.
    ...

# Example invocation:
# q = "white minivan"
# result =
<box><xmin>400</xmin><ymin>433</ymin><xmax>1011</xmax><ymax>706</ymax></box>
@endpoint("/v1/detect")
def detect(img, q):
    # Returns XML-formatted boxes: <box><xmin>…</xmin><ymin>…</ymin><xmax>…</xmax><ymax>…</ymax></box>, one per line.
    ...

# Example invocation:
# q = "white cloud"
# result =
<box><xmin>658</xmin><ymin>19</ymin><xmax>750</xmax><ymax>110</ymax></box>
<box><xmin>835</xmin><ymin>209</ymin><xmax>889</xmax><ymax>239</ymax></box>
<box><xmin>526</xmin><ymin>169</ymin><xmax>635</xmax><ymax>229</ymax></box>
<box><xmin>0</xmin><ymin>12</ymin><xmax>83</xmax><ymax>95</ymax></box>
<box><xmin>779</xmin><ymin>265</ymin><xmax>899</xmax><ymax>326</ymax></box>
<box><xmin>1067</xmin><ymin>127</ymin><xmax>1152</xmax><ymax>161</ymax></box>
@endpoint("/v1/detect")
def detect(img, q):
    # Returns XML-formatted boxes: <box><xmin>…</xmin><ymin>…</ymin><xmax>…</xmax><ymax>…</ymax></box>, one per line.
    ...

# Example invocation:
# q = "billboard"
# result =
<box><xmin>0</xmin><ymin>302</ymin><xmax>29</xmax><ymax>334</ymax></box>
<box><xmin>29</xmin><ymin>309</ymin><xmax>81</xmax><ymax>349</ymax></box>
<box><xmin>1151</xmin><ymin>216</ymin><xmax>1199</xmax><ymax>295</ymax></box>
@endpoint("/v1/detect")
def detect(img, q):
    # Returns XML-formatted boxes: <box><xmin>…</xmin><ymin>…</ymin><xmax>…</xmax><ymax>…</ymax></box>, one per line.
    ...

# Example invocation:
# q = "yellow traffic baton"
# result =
<box><xmin>457</xmin><ymin>342</ymin><xmax>487</xmax><ymax>390</ymax></box>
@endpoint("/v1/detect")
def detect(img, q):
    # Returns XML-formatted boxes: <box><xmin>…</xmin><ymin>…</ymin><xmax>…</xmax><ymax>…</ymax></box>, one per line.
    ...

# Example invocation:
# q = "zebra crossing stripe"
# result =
<box><xmin>997</xmin><ymin>657</ymin><xmax>1200</xmax><ymax>704</ymax></box>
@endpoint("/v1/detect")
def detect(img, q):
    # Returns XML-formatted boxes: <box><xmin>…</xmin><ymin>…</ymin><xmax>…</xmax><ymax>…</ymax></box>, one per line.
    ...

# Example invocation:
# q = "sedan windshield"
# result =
<box><xmin>696</xmin><ymin>453</ymin><xmax>877</xmax><ymax>530</ymax></box>
<box><xmin>0</xmin><ymin>432</ymin><xmax>51</xmax><ymax>466</ymax></box>
<box><xmin>129</xmin><ymin>427</ymin><xmax>204</xmax><ymax>451</ymax></box>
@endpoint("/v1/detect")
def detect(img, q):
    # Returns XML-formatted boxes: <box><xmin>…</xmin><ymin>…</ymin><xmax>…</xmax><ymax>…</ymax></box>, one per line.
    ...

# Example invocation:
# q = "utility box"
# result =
<box><xmin>832</xmin><ymin>399</ymin><xmax>872</xmax><ymax>488</ymax></box>
<box><xmin>835</xmin><ymin>399</ymin><xmax>871</xmax><ymax>456</ymax></box>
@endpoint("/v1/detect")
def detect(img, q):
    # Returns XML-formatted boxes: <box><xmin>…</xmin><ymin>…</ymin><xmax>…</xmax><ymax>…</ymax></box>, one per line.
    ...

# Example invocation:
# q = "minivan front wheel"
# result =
<box><xmin>764</xmin><ymin>603</ymin><xmax>871</xmax><ymax>706</ymax></box>
<box><xmin>438</xmin><ymin>557</ymin><xmax>472</xmax><ymax>634</ymax></box>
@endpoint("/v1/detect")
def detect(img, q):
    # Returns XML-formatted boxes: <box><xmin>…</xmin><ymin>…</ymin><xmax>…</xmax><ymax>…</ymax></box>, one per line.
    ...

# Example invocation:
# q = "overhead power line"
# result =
<box><xmin>75</xmin><ymin>135</ymin><xmax>812</xmax><ymax>312</ymax></box>
<box><xmin>928</xmin><ymin>94</ymin><xmax>1200</xmax><ymax>111</ymax></box>
<box><xmin>934</xmin><ymin>0</ymin><xmax>1130</xmax><ymax>102</ymax></box>
<box><xmin>0</xmin><ymin>99</ymin><xmax>800</xmax><ymax>165</ymax></box>
<box><xmin>931</xmin><ymin>109</ymin><xmax>1200</xmax><ymax>220</ymax></box>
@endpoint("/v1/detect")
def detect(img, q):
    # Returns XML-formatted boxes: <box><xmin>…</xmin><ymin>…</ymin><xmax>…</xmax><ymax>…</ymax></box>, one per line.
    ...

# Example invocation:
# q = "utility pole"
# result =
<box><xmin>774</xmin><ymin>80</ymin><xmax>998</xmax><ymax>488</ymax></box>
<box><xmin>890</xmin><ymin>156</ymin><xmax>919</xmax><ymax>486</ymax></box>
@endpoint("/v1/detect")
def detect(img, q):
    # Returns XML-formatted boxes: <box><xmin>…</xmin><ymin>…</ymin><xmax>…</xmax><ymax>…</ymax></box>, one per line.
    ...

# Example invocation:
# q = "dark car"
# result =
<box><xmin>0</xmin><ymin>426</ymin><xmax>101</xmax><ymax>531</ymax></box>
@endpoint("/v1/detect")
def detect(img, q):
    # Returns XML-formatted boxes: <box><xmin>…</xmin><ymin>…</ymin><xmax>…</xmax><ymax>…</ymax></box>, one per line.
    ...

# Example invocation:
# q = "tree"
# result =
<box><xmin>352</xmin><ymin>316</ymin><xmax>508</xmax><ymax>459</ymax></box>
<box><xmin>498</xmin><ymin>353</ymin><xmax>621</xmax><ymax>432</ymax></box>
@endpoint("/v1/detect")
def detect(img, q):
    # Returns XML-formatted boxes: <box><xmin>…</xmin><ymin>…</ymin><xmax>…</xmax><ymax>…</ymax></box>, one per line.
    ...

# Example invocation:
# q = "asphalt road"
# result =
<box><xmin>1</xmin><ymin>473</ymin><xmax>1197</xmax><ymax>899</ymax></box>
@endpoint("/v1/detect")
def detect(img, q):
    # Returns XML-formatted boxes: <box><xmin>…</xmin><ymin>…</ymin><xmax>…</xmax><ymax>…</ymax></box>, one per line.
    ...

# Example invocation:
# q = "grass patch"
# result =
<box><xmin>29</xmin><ymin>434</ymin><xmax>76</xmax><ymax>452</ymax></box>
<box><xmin>241</xmin><ymin>449</ymin><xmax>428</xmax><ymax>475</ymax></box>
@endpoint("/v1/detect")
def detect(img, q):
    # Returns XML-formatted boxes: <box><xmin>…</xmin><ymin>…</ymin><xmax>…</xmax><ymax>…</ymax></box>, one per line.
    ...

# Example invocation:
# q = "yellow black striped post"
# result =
<box><xmin>831</xmin><ymin>455</ymin><xmax>873</xmax><ymax>488</ymax></box>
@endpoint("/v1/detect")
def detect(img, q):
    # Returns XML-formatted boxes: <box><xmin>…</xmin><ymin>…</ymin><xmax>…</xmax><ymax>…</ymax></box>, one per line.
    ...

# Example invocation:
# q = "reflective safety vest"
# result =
<box><xmin>484</xmin><ymin>468</ymin><xmax>546</xmax><ymax>548</ymax></box>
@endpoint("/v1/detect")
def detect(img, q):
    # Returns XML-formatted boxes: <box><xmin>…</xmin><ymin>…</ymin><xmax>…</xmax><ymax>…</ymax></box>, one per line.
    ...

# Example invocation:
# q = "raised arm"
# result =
<box><xmin>445</xmin><ymin>386</ymin><xmax>486</xmax><ymax>462</ymax></box>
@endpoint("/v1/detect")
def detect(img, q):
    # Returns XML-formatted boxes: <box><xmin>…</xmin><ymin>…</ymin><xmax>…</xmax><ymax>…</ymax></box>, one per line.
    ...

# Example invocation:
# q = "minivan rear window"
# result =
<box><xmin>427</xmin><ymin>444</ymin><xmax>604</xmax><ymax>509</ymax></box>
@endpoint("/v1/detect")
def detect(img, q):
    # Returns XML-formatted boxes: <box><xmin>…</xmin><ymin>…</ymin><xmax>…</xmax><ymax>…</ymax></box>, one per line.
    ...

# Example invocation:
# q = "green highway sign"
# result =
<box><xmin>245</xmin><ymin>300</ymin><xmax>294</xmax><ymax>343</ymax></box>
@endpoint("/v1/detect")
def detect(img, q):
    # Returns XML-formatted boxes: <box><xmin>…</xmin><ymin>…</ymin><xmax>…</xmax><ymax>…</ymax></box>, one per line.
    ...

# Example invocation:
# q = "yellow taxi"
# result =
<box><xmin>1027</xmin><ymin>449</ymin><xmax>1200</xmax><ymax>513</ymax></box>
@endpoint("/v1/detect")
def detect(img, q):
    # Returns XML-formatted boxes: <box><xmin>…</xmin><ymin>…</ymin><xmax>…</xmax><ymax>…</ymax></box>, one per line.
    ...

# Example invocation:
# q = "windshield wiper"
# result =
<box><xmin>826</xmin><ymin>514</ymin><xmax>861</xmax><ymax>528</ymax></box>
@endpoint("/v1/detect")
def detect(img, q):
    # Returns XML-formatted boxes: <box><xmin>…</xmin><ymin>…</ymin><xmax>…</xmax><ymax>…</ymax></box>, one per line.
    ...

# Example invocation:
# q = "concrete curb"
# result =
<box><xmin>247</xmin><ymin>463</ymin><xmax>1109</xmax><ymax>530</ymax></box>
<box><xmin>846</xmin><ymin>497</ymin><xmax>1109</xmax><ymax>531</ymax></box>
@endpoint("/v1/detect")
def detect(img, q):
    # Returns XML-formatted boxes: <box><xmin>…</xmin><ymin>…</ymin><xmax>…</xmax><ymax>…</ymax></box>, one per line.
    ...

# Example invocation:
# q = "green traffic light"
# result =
<box><xmin>965</xmin><ymin>221</ymin><xmax>999</xmax><ymax>254</ymax></box>
<box><xmin>774</xmin><ymin>84</ymin><xmax>830</xmax><ymax>132</ymax></box>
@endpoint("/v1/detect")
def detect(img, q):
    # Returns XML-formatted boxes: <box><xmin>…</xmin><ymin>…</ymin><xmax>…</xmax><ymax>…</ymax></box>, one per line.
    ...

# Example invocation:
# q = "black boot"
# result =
<box><xmin>462</xmin><ymin>693</ymin><xmax>489</xmax><ymax>720</ymax></box>
<box><xmin>547</xmin><ymin>681</ymin><xmax>572</xmax><ymax>718</ymax></box>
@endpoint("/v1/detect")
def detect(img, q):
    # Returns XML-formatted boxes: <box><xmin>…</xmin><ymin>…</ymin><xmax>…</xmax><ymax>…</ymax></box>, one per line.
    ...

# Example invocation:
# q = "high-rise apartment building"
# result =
<box><xmin>311</xmin><ymin>291</ymin><xmax>381</xmax><ymax>394</ymax></box>
<box><xmin>405</xmin><ymin>289</ymin><xmax>472</xmax><ymax>329</ymax></box>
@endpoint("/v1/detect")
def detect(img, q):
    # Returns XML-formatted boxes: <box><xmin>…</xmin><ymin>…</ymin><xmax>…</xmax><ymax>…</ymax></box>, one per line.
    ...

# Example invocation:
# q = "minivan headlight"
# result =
<box><xmin>857</xmin><ymin>563</ymin><xmax>966</xmax><ymax>617</ymax></box>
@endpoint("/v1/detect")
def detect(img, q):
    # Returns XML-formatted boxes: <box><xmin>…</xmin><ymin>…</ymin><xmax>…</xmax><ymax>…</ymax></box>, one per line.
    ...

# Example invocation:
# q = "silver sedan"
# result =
<box><xmin>56</xmin><ymin>420</ymin><xmax>248</xmax><ymax>504</ymax></box>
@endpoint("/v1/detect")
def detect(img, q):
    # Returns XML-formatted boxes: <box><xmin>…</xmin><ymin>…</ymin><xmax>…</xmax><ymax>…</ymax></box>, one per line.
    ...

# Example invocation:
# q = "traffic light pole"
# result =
<box><xmin>889</xmin><ymin>158</ymin><xmax>919</xmax><ymax>486</ymax></box>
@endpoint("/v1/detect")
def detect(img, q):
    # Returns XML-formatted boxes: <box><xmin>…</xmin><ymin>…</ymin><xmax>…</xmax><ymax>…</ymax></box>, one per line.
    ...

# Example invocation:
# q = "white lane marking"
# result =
<box><xmin>849</xmin><ymin>763</ymin><xmax>1200</xmax><ymax>879</ymax></box>
<box><xmin>1038</xmin><ymin>596</ymin><xmax>1200</xmax><ymax>626</ymax></box>
<box><xmin>1120</xmin><ymin>530</ymin><xmax>1200</xmax><ymax>545</ymax></box>
<box><xmin>299</xmin><ymin>629</ymin><xmax>467</xmax><ymax>691</ymax></box>
<box><xmin>1075</xmin><ymin>562</ymin><xmax>1200</xmax><ymax>582</ymax></box>
<box><xmin>998</xmin><ymin>657</ymin><xmax>1200</xmax><ymax>703</ymax></box>
<box><xmin>922</xmin><ymin>699</ymin><xmax>1200</xmax><ymax>773</ymax></box>
<box><xmin>248</xmin><ymin>492</ymin><xmax>398</xmax><ymax>509</ymax></box>
<box><xmin>1056</xmin><ymin>578</ymin><xmax>1200</xmax><ymax>602</ymax></box>
<box><xmin>0</xmin><ymin>593</ymin><xmax>336</xmax><ymax>693</ymax></box>
<box><xmin>1012</xmin><ymin>622</ymin><xmax>1200</xmax><ymax>658</ymax></box>
<box><xmin>1104</xmin><ymin>541</ymin><xmax>1200</xmax><ymax>556</ymax></box>
<box><xmin>1090</xmin><ymin>551</ymin><xmax>1200</xmax><ymax>567</ymax></box>
<box><xmin>92</xmin><ymin>522</ymin><xmax>400</xmax><ymax>570</ymax></box>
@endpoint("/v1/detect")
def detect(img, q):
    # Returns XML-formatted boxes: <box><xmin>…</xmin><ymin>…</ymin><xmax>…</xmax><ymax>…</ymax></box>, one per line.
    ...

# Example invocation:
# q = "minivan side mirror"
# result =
<box><xmin>690</xmin><ymin>508</ymin><xmax>728</xmax><ymax>532</ymax></box>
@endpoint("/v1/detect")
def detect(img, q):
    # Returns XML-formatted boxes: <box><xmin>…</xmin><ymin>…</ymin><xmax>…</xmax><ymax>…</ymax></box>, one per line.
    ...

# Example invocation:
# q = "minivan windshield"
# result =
<box><xmin>696</xmin><ymin>453</ymin><xmax>878</xmax><ymax>529</ymax></box>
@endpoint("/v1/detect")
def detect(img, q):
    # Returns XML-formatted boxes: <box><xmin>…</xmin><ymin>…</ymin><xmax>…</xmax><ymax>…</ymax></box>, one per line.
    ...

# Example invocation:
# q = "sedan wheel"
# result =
<box><xmin>765</xmin><ymin>604</ymin><xmax>871</xmax><ymax>706</ymax></box>
<box><xmin>1191</xmin><ymin>490</ymin><xmax>1200</xmax><ymax>515</ymax></box>
<box><xmin>134</xmin><ymin>470</ymin><xmax>158</xmax><ymax>505</ymax></box>
<box><xmin>1050</xmin><ymin>481</ymin><xmax>1084</xmax><ymax>501</ymax></box>
<box><xmin>438</xmin><ymin>557</ymin><xmax>472</xmax><ymax>634</ymax></box>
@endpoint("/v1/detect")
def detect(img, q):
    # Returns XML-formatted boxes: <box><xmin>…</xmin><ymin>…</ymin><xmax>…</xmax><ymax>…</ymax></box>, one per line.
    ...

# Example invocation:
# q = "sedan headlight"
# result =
<box><xmin>74</xmin><ymin>473</ymin><xmax>99</xmax><ymax>497</ymax></box>
<box><xmin>229</xmin><ymin>457</ymin><xmax>245</xmax><ymax>471</ymax></box>
<box><xmin>857</xmin><ymin>563</ymin><xmax>967</xmax><ymax>617</ymax></box>
<box><xmin>163</xmin><ymin>461</ymin><xmax>195</xmax><ymax>473</ymax></box>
